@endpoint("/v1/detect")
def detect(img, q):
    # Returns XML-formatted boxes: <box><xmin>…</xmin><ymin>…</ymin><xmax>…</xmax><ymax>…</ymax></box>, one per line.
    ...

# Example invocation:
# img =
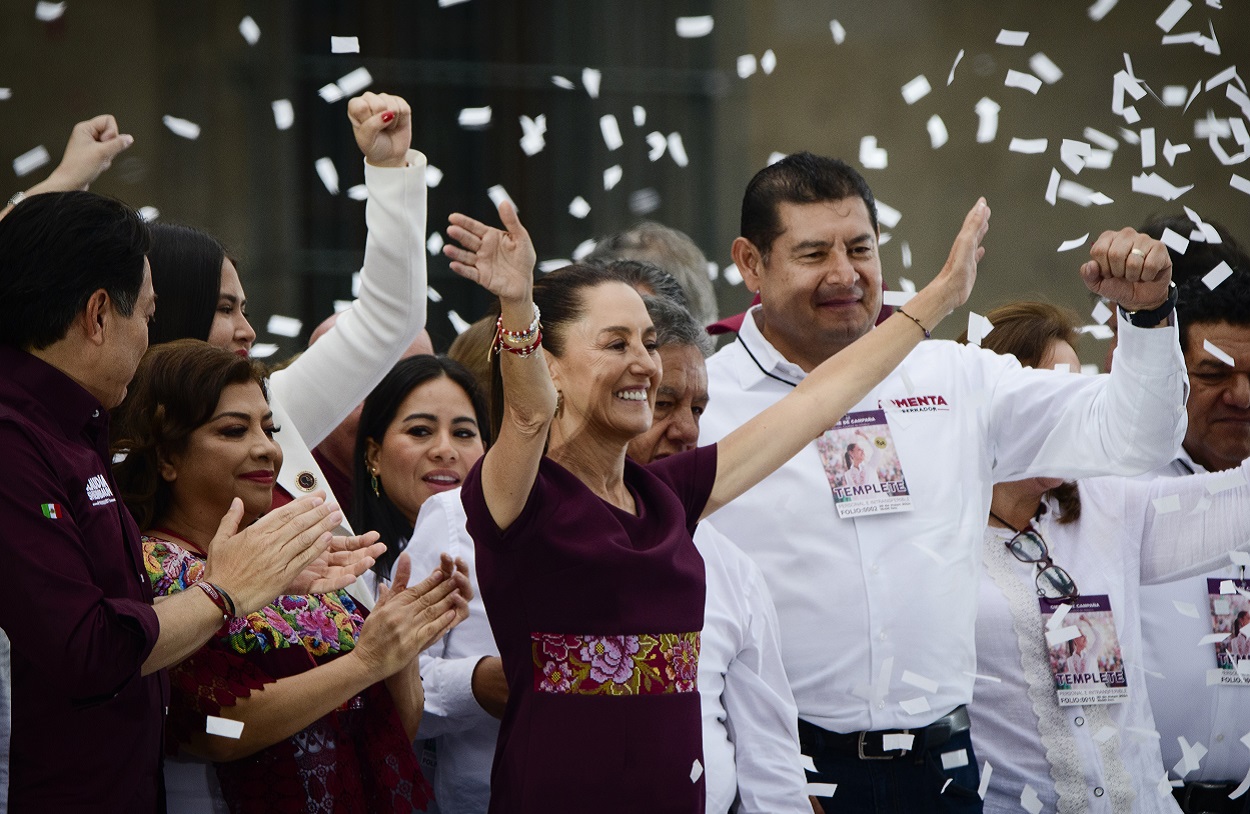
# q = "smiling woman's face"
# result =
<box><xmin>365</xmin><ymin>375</ymin><xmax>486</xmax><ymax>525</ymax></box>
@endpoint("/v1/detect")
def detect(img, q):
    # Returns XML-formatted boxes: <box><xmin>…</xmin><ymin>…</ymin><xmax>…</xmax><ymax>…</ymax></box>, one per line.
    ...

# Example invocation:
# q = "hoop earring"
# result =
<box><xmin>370</xmin><ymin>471</ymin><xmax>381</xmax><ymax>497</ymax></box>
<box><xmin>555</xmin><ymin>390</ymin><xmax>564</xmax><ymax>419</ymax></box>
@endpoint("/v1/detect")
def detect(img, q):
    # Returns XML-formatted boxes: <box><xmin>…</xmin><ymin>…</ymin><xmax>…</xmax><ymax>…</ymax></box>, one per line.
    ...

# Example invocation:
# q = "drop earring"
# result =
<box><xmin>370</xmin><ymin>468</ymin><xmax>380</xmax><ymax>497</ymax></box>
<box><xmin>555</xmin><ymin>390</ymin><xmax>564</xmax><ymax>418</ymax></box>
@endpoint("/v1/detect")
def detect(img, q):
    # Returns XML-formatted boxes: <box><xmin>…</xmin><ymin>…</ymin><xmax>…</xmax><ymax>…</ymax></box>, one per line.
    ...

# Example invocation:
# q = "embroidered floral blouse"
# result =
<box><xmin>143</xmin><ymin>534</ymin><xmax>431</xmax><ymax>814</ymax></box>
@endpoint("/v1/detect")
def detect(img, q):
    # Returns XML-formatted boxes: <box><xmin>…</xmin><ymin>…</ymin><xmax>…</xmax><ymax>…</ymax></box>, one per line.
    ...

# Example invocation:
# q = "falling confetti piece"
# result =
<box><xmin>1203</xmin><ymin>261</ymin><xmax>1233</xmax><ymax>289</ymax></box>
<box><xmin>459</xmin><ymin>106</ymin><xmax>492</xmax><ymax>129</ymax></box>
<box><xmin>1203</xmin><ymin>339</ymin><xmax>1235</xmax><ymax>366</ymax></box>
<box><xmin>239</xmin><ymin>16</ymin><xmax>260</xmax><ymax>45</ymax></box>
<box><xmin>927</xmin><ymin>115</ymin><xmax>948</xmax><ymax>148</ymax></box>
<box><xmin>206</xmin><ymin>716</ymin><xmax>245</xmax><ymax>739</ymax></box>
<box><xmin>267</xmin><ymin>315</ymin><xmax>303</xmax><ymax>337</ymax></box>
<box><xmin>1005</xmin><ymin>70</ymin><xmax>1043</xmax><ymax>94</ymax></box>
<box><xmin>12</xmin><ymin>145</ymin><xmax>50</xmax><ymax>177</ymax></box>
<box><xmin>272</xmin><ymin>99</ymin><xmax>294</xmax><ymax>131</ymax></box>
<box><xmin>568</xmin><ymin>196</ymin><xmax>590</xmax><ymax>218</ymax></box>
<box><xmin>314</xmin><ymin>157</ymin><xmax>339</xmax><ymax>194</ymax></box>
<box><xmin>1057</xmin><ymin>233</ymin><xmax>1090</xmax><ymax>252</ymax></box>
<box><xmin>830</xmin><ymin>20</ymin><xmax>846</xmax><ymax>44</ymax></box>
<box><xmin>487</xmin><ymin>184</ymin><xmax>514</xmax><ymax>211</ymax></box>
<box><xmin>330</xmin><ymin>36</ymin><xmax>360</xmax><ymax>53</ymax></box>
<box><xmin>163</xmin><ymin>116</ymin><xmax>201</xmax><ymax>140</ymax></box>
<box><xmin>137</xmin><ymin>206</ymin><xmax>159</xmax><ymax>222</ymax></box>
<box><xmin>901</xmin><ymin>75</ymin><xmax>932</xmax><ymax>104</ymax></box>
<box><xmin>737</xmin><ymin>54</ymin><xmax>757</xmax><ymax>78</ymax></box>
<box><xmin>975</xmin><ymin>98</ymin><xmax>1000</xmax><ymax>143</ymax></box>
<box><xmin>600</xmin><ymin>115</ymin><xmax>623</xmax><ymax>151</ymax></box>
<box><xmin>582</xmin><ymin>68</ymin><xmax>601</xmax><ymax>98</ymax></box>
<box><xmin>604</xmin><ymin>164</ymin><xmax>622</xmax><ymax>190</ymax></box>
<box><xmin>1030</xmin><ymin>52</ymin><xmax>1063</xmax><ymax>84</ymax></box>
<box><xmin>761</xmin><ymin>49</ymin><xmax>776</xmax><ymax>74</ymax></box>
<box><xmin>632</xmin><ymin>106</ymin><xmax>646</xmax><ymax>127</ymax></box>
<box><xmin>34</xmin><ymin>2</ymin><xmax>66</xmax><ymax>22</ymax></box>
<box><xmin>675</xmin><ymin>15</ymin><xmax>714</xmax><ymax>38</ymax></box>
<box><xmin>947</xmin><ymin>49</ymin><xmax>964</xmax><ymax>85</ymax></box>
<box><xmin>425</xmin><ymin>165</ymin><xmax>443</xmax><ymax>188</ymax></box>
<box><xmin>667</xmin><ymin>132</ymin><xmax>689</xmax><ymax>167</ymax></box>
<box><xmin>996</xmin><ymin>29</ymin><xmax>1029</xmax><ymax>46</ymax></box>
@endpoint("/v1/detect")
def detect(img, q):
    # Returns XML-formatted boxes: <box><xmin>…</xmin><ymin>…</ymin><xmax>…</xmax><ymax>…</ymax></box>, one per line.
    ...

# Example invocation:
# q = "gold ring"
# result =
<box><xmin>1131</xmin><ymin>248</ymin><xmax>1146</xmax><ymax>258</ymax></box>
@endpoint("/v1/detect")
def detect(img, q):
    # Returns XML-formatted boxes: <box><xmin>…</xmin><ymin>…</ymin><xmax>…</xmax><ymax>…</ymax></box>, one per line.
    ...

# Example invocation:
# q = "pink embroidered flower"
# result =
<box><xmin>261</xmin><ymin>606</ymin><xmax>298</xmax><ymax>643</ymax></box>
<box><xmin>663</xmin><ymin>637</ymin><xmax>699</xmax><ymax>685</ymax></box>
<box><xmin>539</xmin><ymin>633</ymin><xmax>581</xmax><ymax>662</ymax></box>
<box><xmin>278</xmin><ymin>595</ymin><xmax>308</xmax><ymax>613</ymax></box>
<box><xmin>580</xmin><ymin>635</ymin><xmax>641</xmax><ymax>685</ymax></box>
<box><xmin>297</xmin><ymin>607</ymin><xmax>339</xmax><ymax>645</ymax></box>
<box><xmin>537</xmin><ymin>660</ymin><xmax>574</xmax><ymax>693</ymax></box>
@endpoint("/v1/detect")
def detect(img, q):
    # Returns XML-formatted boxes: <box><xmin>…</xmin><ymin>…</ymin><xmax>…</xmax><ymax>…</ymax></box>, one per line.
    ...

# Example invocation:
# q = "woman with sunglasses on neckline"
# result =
<box><xmin>960</xmin><ymin>302</ymin><xmax>1250</xmax><ymax>814</ymax></box>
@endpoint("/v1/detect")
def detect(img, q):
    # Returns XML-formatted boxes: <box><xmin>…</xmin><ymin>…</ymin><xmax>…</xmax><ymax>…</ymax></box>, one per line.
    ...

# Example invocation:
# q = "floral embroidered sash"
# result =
<box><xmin>532</xmin><ymin>632</ymin><xmax>699</xmax><ymax>696</ymax></box>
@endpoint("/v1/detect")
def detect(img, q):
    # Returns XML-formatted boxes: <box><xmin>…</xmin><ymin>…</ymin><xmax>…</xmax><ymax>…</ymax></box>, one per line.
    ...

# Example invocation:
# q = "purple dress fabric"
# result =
<box><xmin>462</xmin><ymin>445</ymin><xmax>716</xmax><ymax>813</ymax></box>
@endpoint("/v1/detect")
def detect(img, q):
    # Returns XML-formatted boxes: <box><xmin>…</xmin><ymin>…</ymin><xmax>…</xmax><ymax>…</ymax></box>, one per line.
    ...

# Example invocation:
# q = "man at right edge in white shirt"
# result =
<box><xmin>1133</xmin><ymin>217</ymin><xmax>1250</xmax><ymax>814</ymax></box>
<box><xmin>697</xmin><ymin>152</ymin><xmax>1189</xmax><ymax>813</ymax></box>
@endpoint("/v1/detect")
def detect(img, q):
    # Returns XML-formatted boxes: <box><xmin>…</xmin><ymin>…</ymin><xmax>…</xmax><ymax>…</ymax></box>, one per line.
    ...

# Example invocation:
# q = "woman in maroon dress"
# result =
<box><xmin>441</xmin><ymin>197</ymin><xmax>990</xmax><ymax>813</ymax></box>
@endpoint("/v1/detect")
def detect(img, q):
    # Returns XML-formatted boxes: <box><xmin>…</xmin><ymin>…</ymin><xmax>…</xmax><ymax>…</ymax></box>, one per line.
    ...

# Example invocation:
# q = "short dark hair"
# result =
<box><xmin>1140</xmin><ymin>214</ymin><xmax>1250</xmax><ymax>286</ymax></box>
<box><xmin>1176</xmin><ymin>270</ymin><xmax>1250</xmax><ymax>354</ymax></box>
<box><xmin>741</xmin><ymin>152</ymin><xmax>878</xmax><ymax>260</ymax></box>
<box><xmin>0</xmin><ymin>191</ymin><xmax>150</xmax><ymax>350</ymax></box>
<box><xmin>643</xmin><ymin>295</ymin><xmax>712</xmax><ymax>357</ymax></box>
<box><xmin>585</xmin><ymin>223</ymin><xmax>718</xmax><ymax>324</ymax></box>
<box><xmin>147</xmin><ymin>223</ymin><xmax>228</xmax><ymax>345</ymax></box>
<box><xmin>591</xmin><ymin>259</ymin><xmax>689</xmax><ymax>311</ymax></box>
<box><xmin>353</xmin><ymin>355</ymin><xmax>491</xmax><ymax>579</ymax></box>
<box><xmin>111</xmin><ymin>339</ymin><xmax>268</xmax><ymax>531</ymax></box>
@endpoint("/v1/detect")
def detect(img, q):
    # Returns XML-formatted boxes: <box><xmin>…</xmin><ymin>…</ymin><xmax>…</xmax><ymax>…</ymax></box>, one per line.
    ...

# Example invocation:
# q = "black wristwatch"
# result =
<box><xmin>1118</xmin><ymin>281</ymin><xmax>1177</xmax><ymax>328</ymax></box>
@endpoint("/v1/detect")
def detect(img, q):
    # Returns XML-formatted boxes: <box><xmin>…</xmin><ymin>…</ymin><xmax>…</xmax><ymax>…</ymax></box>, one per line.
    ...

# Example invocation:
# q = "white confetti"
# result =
<box><xmin>1203</xmin><ymin>261</ymin><xmax>1234</xmax><ymax>289</ymax></box>
<box><xmin>447</xmin><ymin>309</ymin><xmax>471</xmax><ymax>335</ymax></box>
<box><xmin>604</xmin><ymin>165</ymin><xmax>622</xmax><ymax>190</ymax></box>
<box><xmin>1173</xmin><ymin>599</ymin><xmax>1200</xmax><ymax>617</ymax></box>
<box><xmin>1030</xmin><ymin>52</ymin><xmax>1063</xmax><ymax>84</ymax></box>
<box><xmin>975</xmin><ymin>97</ymin><xmax>1000</xmax><ymax>143</ymax></box>
<box><xmin>948</xmin><ymin>49</ymin><xmax>964</xmax><ymax>85</ymax></box>
<box><xmin>1232</xmin><ymin>174</ymin><xmax>1250</xmax><ymax>196</ymax></box>
<box><xmin>1161</xmin><ymin>227</ymin><xmax>1190</xmax><ymax>254</ymax></box>
<box><xmin>927</xmin><ymin>115</ymin><xmax>949</xmax><ymax>149</ymax></box>
<box><xmin>1094</xmin><ymin>725</ymin><xmax>1119</xmax><ymax>743</ymax></box>
<box><xmin>206</xmin><ymin>715</ymin><xmax>245</xmax><ymax>739</ymax></box>
<box><xmin>1163</xmin><ymin>139</ymin><xmax>1190</xmax><ymax>165</ymax></box>
<box><xmin>1231</xmin><ymin>551</ymin><xmax>1250</xmax><ymax>567</ymax></box>
<box><xmin>667</xmin><ymin>132</ymin><xmax>689</xmax><ymax>167</ymax></box>
<box><xmin>438</xmin><ymin>0</ymin><xmax>470</xmax><ymax>6</ymax></box>
<box><xmin>1204</xmin><ymin>339</ymin><xmax>1236</xmax><ymax>366</ymax></box>
<box><xmin>1222</xmin><ymin>580</ymin><xmax>1238</xmax><ymax>594</ymax></box>
<box><xmin>1061</xmin><ymin>139</ymin><xmax>1091</xmax><ymax>174</ymax></box>
<box><xmin>424</xmin><ymin>165</ymin><xmax>443</xmax><ymax>188</ymax></box>
<box><xmin>458</xmin><ymin>106</ymin><xmax>492</xmax><ymax>129</ymax></box>
<box><xmin>318</xmin><ymin>83</ymin><xmax>344</xmax><ymax>103</ymax></box>
<box><xmin>978</xmin><ymin>761</ymin><xmax>993</xmax><ymax>799</ymax></box>
<box><xmin>967</xmin><ymin>311</ymin><xmax>994</xmax><ymax>346</ymax></box>
<box><xmin>806</xmin><ymin>783</ymin><xmax>837</xmax><ymax>798</ymax></box>
<box><xmin>830</xmin><ymin>19</ymin><xmax>846</xmax><ymax>44</ymax></box>
<box><xmin>332</xmin><ymin>300</ymin><xmax>353</xmax><ymax>313</ymax></box>
<box><xmin>519</xmin><ymin>114</ymin><xmax>547</xmax><ymax>156</ymax></box>
<box><xmin>600</xmin><ymin>114</ymin><xmax>623</xmax><ymax>151</ymax></box>
<box><xmin>882</xmin><ymin>290</ymin><xmax>916</xmax><ymax>307</ymax></box>
<box><xmin>1053</xmin><ymin>362</ymin><xmax>1071</xmax><ymax>373</ymax></box>
<box><xmin>860</xmin><ymin>136</ymin><xmax>888</xmax><ymax>169</ymax></box>
<box><xmin>12</xmin><ymin>145</ymin><xmax>50</xmax><ymax>177</ymax></box>
<box><xmin>551</xmin><ymin>75</ymin><xmax>575</xmax><ymax>90</ymax></box>
<box><xmin>1156</xmin><ymin>0</ymin><xmax>1192</xmax><ymax>32</ymax></box>
<box><xmin>568</xmin><ymin>196</ymin><xmax>590</xmax><ymax>219</ymax></box>
<box><xmin>1047</xmin><ymin>625</ymin><xmax>1082</xmax><ymax>645</ymax></box>
<box><xmin>768</xmin><ymin>152</ymin><xmax>788</xmax><ymax>166</ymax></box>
<box><xmin>1141</xmin><ymin>127</ymin><xmax>1157</xmax><ymax>168</ymax></box>
<box><xmin>1162</xmin><ymin>85</ymin><xmax>1190</xmax><ymax>106</ymax></box>
<box><xmin>675</xmin><ymin>15</ymin><xmax>714</xmax><ymax>38</ymax></box>
<box><xmin>1230</xmin><ymin>766</ymin><xmax>1250</xmax><ymax>800</ymax></box>
<box><xmin>330</xmin><ymin>36</ymin><xmax>359</xmax><ymax>53</ymax></box>
<box><xmin>901</xmin><ymin>245</ymin><xmax>912</xmax><ymax>270</ymax></box>
<box><xmin>942</xmin><ymin>749</ymin><xmax>970</xmax><ymax>769</ymax></box>
<box><xmin>1153</xmin><ymin>495</ymin><xmax>1182</xmax><ymax>514</ymax></box>
<box><xmin>722</xmin><ymin>263</ymin><xmax>743</xmax><ymax>285</ymax></box>
<box><xmin>0</xmin><ymin>89</ymin><xmax>10</xmax><ymax>101</ymax></box>
<box><xmin>267</xmin><ymin>315</ymin><xmax>302</xmax><ymax>337</ymax></box>
<box><xmin>799</xmin><ymin>754</ymin><xmax>817</xmax><ymax>772</ymax></box>
<box><xmin>487</xmin><ymin>184</ymin><xmax>514</xmax><ymax>211</ymax></box>
<box><xmin>899</xmin><ymin>696</ymin><xmax>931</xmax><ymax>715</ymax></box>
<box><xmin>901</xmin><ymin>75</ymin><xmax>932</xmax><ymax>105</ymax></box>
<box><xmin>1089</xmin><ymin>0</ymin><xmax>1119</xmax><ymax>20</ymax></box>
<box><xmin>646</xmin><ymin>131</ymin><xmax>667</xmax><ymax>161</ymax></box>
<box><xmin>346</xmin><ymin>184</ymin><xmax>367</xmax><ymax>201</ymax></box>
<box><xmin>314</xmin><ymin>157</ymin><xmax>339</xmax><ymax>194</ymax></box>
<box><xmin>1133</xmin><ymin>172</ymin><xmax>1193</xmax><ymax>201</ymax></box>
<box><xmin>582</xmin><ymin>68</ymin><xmax>601</xmax><ymax>99</ymax></box>
<box><xmin>761</xmin><ymin>49</ymin><xmax>776</xmax><ymax>75</ymax></box>
<box><xmin>427</xmin><ymin>232</ymin><xmax>444</xmax><ymax>256</ymax></box>
<box><xmin>1085</xmin><ymin>127</ymin><xmax>1119</xmax><ymax>151</ymax></box>
<box><xmin>1058</xmin><ymin>233</ymin><xmax>1090</xmax><ymax>252</ymax></box>
<box><xmin>1005</xmin><ymin>70</ymin><xmax>1043</xmax><ymax>94</ymax></box>
<box><xmin>1021</xmin><ymin>785</ymin><xmax>1043</xmax><ymax>814</ymax></box>
<box><xmin>1199</xmin><ymin>632</ymin><xmax>1232</xmax><ymax>646</ymax></box>
<box><xmin>883</xmin><ymin>733</ymin><xmax>915</xmax><ymax>751</ymax></box>
<box><xmin>572</xmin><ymin>239</ymin><xmax>596</xmax><ymax>261</ymax></box>
<box><xmin>737</xmin><ymin>54</ymin><xmax>757</xmax><ymax>79</ymax></box>
<box><xmin>163</xmin><ymin>115</ymin><xmax>201</xmax><ymax>140</ymax></box>
<box><xmin>239</xmin><ymin>16</ymin><xmax>260</xmax><ymax>45</ymax></box>
<box><xmin>137</xmin><ymin>206</ymin><xmax>159</xmax><ymax>222</ymax></box>
<box><xmin>875</xmin><ymin>200</ymin><xmax>902</xmax><ymax>229</ymax></box>
<box><xmin>272</xmin><ymin>99</ymin><xmax>294</xmax><ymax>131</ymax></box>
<box><xmin>335</xmin><ymin>67</ymin><xmax>373</xmax><ymax>96</ymax></box>
<box><xmin>996</xmin><ymin>29</ymin><xmax>1029</xmax><ymax>46</ymax></box>
<box><xmin>689</xmin><ymin>758</ymin><xmax>703</xmax><ymax>782</ymax></box>
<box><xmin>632</xmin><ymin>106</ymin><xmax>646</xmax><ymax>127</ymax></box>
<box><xmin>1045</xmin><ymin>167</ymin><xmax>1061</xmax><ymax>205</ymax></box>
<box><xmin>901</xmin><ymin>670</ymin><xmax>939</xmax><ymax>693</ymax></box>
<box><xmin>1047</xmin><ymin>602</ymin><xmax>1073</xmax><ymax>630</ymax></box>
<box><xmin>34</xmin><ymin>1</ymin><xmax>65</xmax><ymax>22</ymax></box>
<box><xmin>1009</xmin><ymin>137</ymin><xmax>1048</xmax><ymax>154</ymax></box>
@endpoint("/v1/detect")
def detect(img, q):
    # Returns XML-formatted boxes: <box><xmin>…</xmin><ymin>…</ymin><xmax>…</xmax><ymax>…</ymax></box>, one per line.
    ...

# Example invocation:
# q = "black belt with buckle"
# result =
<box><xmin>798</xmin><ymin>706</ymin><xmax>972</xmax><ymax>760</ymax></box>
<box><xmin>1177</xmin><ymin>780</ymin><xmax>1250</xmax><ymax>814</ymax></box>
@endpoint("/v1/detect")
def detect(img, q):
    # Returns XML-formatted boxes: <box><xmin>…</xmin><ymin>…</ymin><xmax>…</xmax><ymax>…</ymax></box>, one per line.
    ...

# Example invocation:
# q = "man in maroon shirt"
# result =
<box><xmin>0</xmin><ymin>192</ymin><xmax>361</xmax><ymax>812</ymax></box>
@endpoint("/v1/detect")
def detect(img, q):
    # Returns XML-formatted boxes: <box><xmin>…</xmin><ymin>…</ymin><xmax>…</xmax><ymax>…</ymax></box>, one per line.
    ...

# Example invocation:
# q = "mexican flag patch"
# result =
<box><xmin>41</xmin><ymin>503</ymin><xmax>64</xmax><ymax>519</ymax></box>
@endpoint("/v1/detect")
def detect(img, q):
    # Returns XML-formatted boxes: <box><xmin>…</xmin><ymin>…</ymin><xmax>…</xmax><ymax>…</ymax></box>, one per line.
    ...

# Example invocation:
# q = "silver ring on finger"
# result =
<box><xmin>1130</xmin><ymin>248</ymin><xmax>1146</xmax><ymax>258</ymax></box>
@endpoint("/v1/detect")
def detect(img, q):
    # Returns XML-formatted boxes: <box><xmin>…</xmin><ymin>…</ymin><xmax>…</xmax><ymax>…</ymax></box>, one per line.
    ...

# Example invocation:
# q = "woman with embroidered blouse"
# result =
<box><xmin>439</xmin><ymin>197</ymin><xmax>990</xmax><ymax>812</ymax></box>
<box><xmin>959</xmin><ymin>302</ymin><xmax>1250</xmax><ymax>814</ymax></box>
<box><xmin>110</xmin><ymin>340</ymin><xmax>472</xmax><ymax>814</ymax></box>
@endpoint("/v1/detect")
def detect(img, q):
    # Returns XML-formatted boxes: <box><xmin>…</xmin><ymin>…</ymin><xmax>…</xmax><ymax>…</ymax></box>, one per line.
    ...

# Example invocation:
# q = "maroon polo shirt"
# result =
<box><xmin>0</xmin><ymin>345</ymin><xmax>165</xmax><ymax>812</ymax></box>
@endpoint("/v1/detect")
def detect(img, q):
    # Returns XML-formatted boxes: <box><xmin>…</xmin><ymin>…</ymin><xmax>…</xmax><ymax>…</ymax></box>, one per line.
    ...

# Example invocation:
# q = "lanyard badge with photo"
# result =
<box><xmin>815</xmin><ymin>409</ymin><xmax>913</xmax><ymax>518</ymax></box>
<box><xmin>1206</xmin><ymin>578</ymin><xmax>1250</xmax><ymax>685</ymax></box>
<box><xmin>1040</xmin><ymin>596</ymin><xmax>1130</xmax><ymax>706</ymax></box>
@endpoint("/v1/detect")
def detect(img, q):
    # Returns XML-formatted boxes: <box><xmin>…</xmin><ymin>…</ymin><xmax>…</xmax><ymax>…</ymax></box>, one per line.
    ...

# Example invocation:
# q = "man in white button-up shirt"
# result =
<box><xmin>698</xmin><ymin>152</ymin><xmax>1189</xmax><ymax>813</ymax></box>
<box><xmin>1134</xmin><ymin>227</ymin><xmax>1250</xmax><ymax>814</ymax></box>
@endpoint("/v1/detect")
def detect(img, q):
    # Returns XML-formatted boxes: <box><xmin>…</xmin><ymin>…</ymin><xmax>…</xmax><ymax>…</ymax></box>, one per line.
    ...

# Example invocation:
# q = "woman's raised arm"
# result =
<box><xmin>704</xmin><ymin>198</ymin><xmax>991</xmax><ymax>519</ymax></box>
<box><xmin>444</xmin><ymin>201</ymin><xmax>557</xmax><ymax>530</ymax></box>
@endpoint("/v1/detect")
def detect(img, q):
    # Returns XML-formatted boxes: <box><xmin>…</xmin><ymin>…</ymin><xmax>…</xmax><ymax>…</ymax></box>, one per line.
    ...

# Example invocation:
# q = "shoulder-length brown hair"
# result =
<box><xmin>957</xmin><ymin>300</ymin><xmax>1083</xmax><ymax>523</ymax></box>
<box><xmin>110</xmin><ymin>339</ymin><xmax>268</xmax><ymax>530</ymax></box>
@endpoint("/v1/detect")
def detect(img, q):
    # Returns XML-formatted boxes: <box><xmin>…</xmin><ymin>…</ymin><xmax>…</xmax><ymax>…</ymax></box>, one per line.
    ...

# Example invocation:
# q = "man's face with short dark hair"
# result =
<box><xmin>1182</xmin><ymin>320</ymin><xmax>1250</xmax><ymax>471</ymax></box>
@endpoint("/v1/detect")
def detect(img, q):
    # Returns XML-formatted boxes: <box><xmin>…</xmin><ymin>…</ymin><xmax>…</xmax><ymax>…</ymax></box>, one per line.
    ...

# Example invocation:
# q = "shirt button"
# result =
<box><xmin>92</xmin><ymin>409</ymin><xmax>100</xmax><ymax>418</ymax></box>
<box><xmin>869</xmin><ymin>563</ymin><xmax>880</xmax><ymax>575</ymax></box>
<box><xmin>1074</xmin><ymin>716</ymin><xmax>1084</xmax><ymax>726</ymax></box>
<box><xmin>1093</xmin><ymin>787</ymin><xmax>1104</xmax><ymax>797</ymax></box>
<box><xmin>878</xmin><ymin>631</ymin><xmax>888</xmax><ymax>641</ymax></box>
<box><xmin>1217</xmin><ymin>733</ymin><xmax>1226</xmax><ymax>743</ymax></box>
<box><xmin>877</xmin><ymin>701</ymin><xmax>885</xmax><ymax>710</ymax></box>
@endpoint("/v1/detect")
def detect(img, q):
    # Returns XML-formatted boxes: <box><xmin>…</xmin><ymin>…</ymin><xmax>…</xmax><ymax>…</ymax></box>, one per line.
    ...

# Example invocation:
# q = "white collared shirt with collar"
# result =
<box><xmin>1140</xmin><ymin>448</ymin><xmax>1250</xmax><ymax>782</ymax></box>
<box><xmin>699</xmin><ymin>305</ymin><xmax>1188</xmax><ymax>733</ymax></box>
<box><xmin>406</xmin><ymin>488</ymin><xmax>811</xmax><ymax>814</ymax></box>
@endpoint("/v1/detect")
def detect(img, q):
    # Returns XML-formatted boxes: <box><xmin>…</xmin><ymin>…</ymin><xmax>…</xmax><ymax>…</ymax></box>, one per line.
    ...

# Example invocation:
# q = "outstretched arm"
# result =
<box><xmin>1</xmin><ymin>114</ymin><xmax>133</xmax><ymax>220</ymax></box>
<box><xmin>705</xmin><ymin>198</ymin><xmax>990</xmax><ymax>518</ymax></box>
<box><xmin>444</xmin><ymin>201</ymin><xmax>556</xmax><ymax>531</ymax></box>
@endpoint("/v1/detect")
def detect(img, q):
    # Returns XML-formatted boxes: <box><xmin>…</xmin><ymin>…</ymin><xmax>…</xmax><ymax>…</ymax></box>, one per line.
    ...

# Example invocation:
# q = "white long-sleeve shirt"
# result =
<box><xmin>699</xmin><ymin>306</ymin><xmax>1188</xmax><ymax>733</ymax></box>
<box><xmin>972</xmin><ymin>458</ymin><xmax>1250</xmax><ymax>814</ymax></box>
<box><xmin>406</xmin><ymin>489</ymin><xmax>810</xmax><ymax>814</ymax></box>
<box><xmin>1140</xmin><ymin>449</ymin><xmax>1250</xmax><ymax>782</ymax></box>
